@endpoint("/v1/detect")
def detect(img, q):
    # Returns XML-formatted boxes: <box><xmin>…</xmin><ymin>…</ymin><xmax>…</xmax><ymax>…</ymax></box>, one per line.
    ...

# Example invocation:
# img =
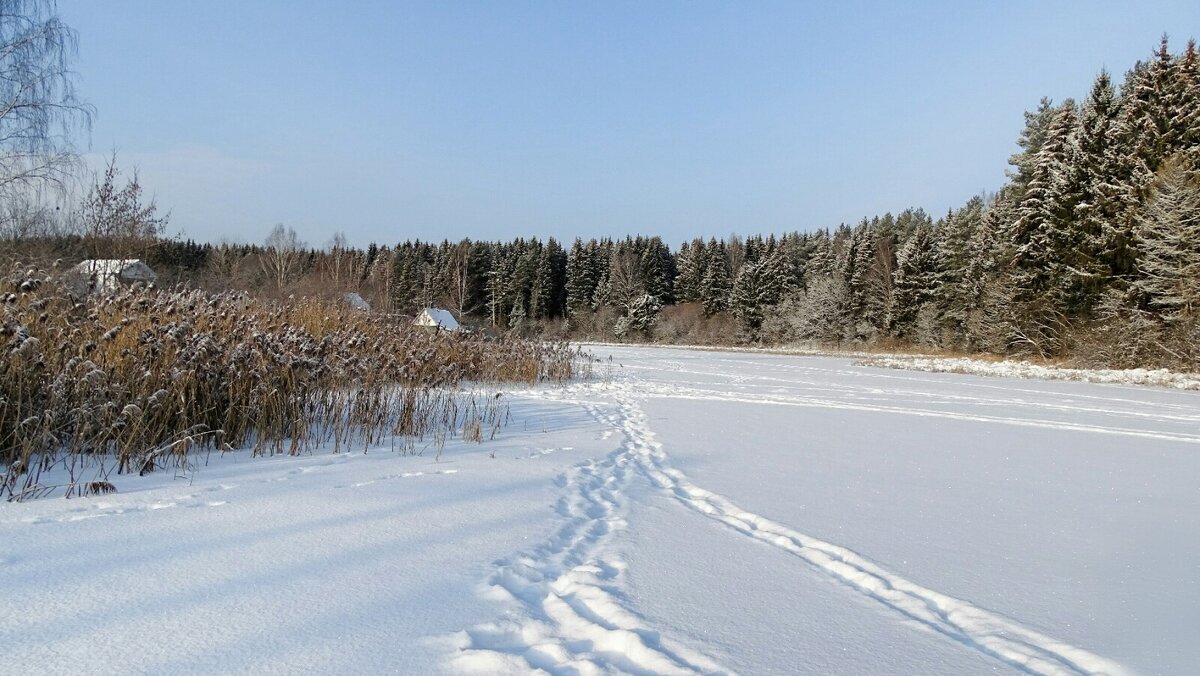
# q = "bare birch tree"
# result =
<box><xmin>0</xmin><ymin>0</ymin><xmax>93</xmax><ymax>199</ymax></box>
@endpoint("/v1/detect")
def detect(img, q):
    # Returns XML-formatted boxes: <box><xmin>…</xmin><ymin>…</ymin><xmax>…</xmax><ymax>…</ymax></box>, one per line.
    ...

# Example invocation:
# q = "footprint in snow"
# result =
<box><xmin>337</xmin><ymin>469</ymin><xmax>459</xmax><ymax>489</ymax></box>
<box><xmin>520</xmin><ymin>446</ymin><xmax>575</xmax><ymax>459</ymax></box>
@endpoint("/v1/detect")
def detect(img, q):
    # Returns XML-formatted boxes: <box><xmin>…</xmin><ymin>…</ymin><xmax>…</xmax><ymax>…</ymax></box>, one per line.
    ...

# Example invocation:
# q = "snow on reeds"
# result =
<box><xmin>1</xmin><ymin>264</ymin><xmax>580</xmax><ymax>500</ymax></box>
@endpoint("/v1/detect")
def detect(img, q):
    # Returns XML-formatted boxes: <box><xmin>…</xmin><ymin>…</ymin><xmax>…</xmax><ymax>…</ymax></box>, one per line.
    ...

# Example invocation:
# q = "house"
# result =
<box><xmin>71</xmin><ymin>259</ymin><xmax>157</xmax><ymax>294</ymax></box>
<box><xmin>414</xmin><ymin>307</ymin><xmax>461</xmax><ymax>332</ymax></box>
<box><xmin>340</xmin><ymin>292</ymin><xmax>371</xmax><ymax>312</ymax></box>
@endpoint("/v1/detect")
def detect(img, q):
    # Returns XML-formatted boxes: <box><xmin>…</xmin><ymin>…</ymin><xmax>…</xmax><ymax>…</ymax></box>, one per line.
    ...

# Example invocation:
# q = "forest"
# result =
<box><xmin>5</xmin><ymin>37</ymin><xmax>1199</xmax><ymax>369</ymax></box>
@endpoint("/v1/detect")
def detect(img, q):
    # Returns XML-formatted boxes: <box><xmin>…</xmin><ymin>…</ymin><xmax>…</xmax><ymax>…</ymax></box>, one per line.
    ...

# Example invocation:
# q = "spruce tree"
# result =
<box><xmin>1175</xmin><ymin>41</ymin><xmax>1200</xmax><ymax>169</ymax></box>
<box><xmin>700</xmin><ymin>238</ymin><xmax>731</xmax><ymax>316</ymax></box>
<box><xmin>730</xmin><ymin>251</ymin><xmax>787</xmax><ymax>337</ymax></box>
<box><xmin>1073</xmin><ymin>71</ymin><xmax>1142</xmax><ymax>283</ymax></box>
<box><xmin>1122</xmin><ymin>36</ymin><xmax>1180</xmax><ymax>181</ymax></box>
<box><xmin>565</xmin><ymin>239</ymin><xmax>596</xmax><ymax>315</ymax></box>
<box><xmin>1132</xmin><ymin>158</ymin><xmax>1200</xmax><ymax>322</ymax></box>
<box><xmin>936</xmin><ymin>197</ymin><xmax>983</xmax><ymax>340</ymax></box>
<box><xmin>888</xmin><ymin>220</ymin><xmax>942</xmax><ymax>338</ymax></box>
<box><xmin>673</xmin><ymin>240</ymin><xmax>702</xmax><ymax>302</ymax></box>
<box><xmin>1010</xmin><ymin>103</ymin><xmax>1079</xmax><ymax>306</ymax></box>
<box><xmin>1008</xmin><ymin>98</ymin><xmax>1060</xmax><ymax>188</ymax></box>
<box><xmin>1007</xmin><ymin>102</ymin><xmax>1084</xmax><ymax>353</ymax></box>
<box><xmin>804</xmin><ymin>229</ymin><xmax>834</xmax><ymax>285</ymax></box>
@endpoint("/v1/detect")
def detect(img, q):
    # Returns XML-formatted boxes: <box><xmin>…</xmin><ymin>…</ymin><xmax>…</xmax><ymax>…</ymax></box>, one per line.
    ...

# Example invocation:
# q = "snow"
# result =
<box><xmin>860</xmin><ymin>354</ymin><xmax>1200</xmax><ymax>390</ymax></box>
<box><xmin>4</xmin><ymin>345</ymin><xmax>1198</xmax><ymax>674</ymax></box>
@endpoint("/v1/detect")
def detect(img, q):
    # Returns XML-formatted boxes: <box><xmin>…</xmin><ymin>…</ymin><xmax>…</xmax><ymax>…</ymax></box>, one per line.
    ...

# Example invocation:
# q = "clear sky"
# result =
<box><xmin>57</xmin><ymin>1</ymin><xmax>1200</xmax><ymax>248</ymax></box>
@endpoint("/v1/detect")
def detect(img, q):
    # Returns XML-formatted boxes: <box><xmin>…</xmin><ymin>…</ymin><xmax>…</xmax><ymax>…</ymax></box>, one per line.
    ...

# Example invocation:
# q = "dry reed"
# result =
<box><xmin>1</xmin><ymin>263</ymin><xmax>584</xmax><ymax>500</ymax></box>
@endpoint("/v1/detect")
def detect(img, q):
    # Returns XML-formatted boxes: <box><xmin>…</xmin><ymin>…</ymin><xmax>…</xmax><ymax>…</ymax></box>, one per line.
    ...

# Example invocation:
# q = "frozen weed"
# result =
<box><xmin>1</xmin><ymin>265</ymin><xmax>581</xmax><ymax>499</ymax></box>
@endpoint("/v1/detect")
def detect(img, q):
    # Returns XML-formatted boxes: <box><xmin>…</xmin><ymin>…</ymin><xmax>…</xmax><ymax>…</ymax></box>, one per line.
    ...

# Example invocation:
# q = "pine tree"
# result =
<box><xmin>561</xmin><ymin>240</ymin><xmax>585</xmax><ymax>315</ymax></box>
<box><xmin>390</xmin><ymin>243</ymin><xmax>422</xmax><ymax>314</ymax></box>
<box><xmin>966</xmin><ymin>189</ymin><xmax>1018</xmax><ymax>352</ymax></box>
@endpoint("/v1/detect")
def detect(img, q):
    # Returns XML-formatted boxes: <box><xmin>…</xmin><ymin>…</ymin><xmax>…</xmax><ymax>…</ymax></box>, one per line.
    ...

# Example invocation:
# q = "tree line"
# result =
<box><xmin>147</xmin><ymin>36</ymin><xmax>1194</xmax><ymax>368</ymax></box>
<box><xmin>1</xmin><ymin>10</ymin><xmax>1197</xmax><ymax>368</ymax></box>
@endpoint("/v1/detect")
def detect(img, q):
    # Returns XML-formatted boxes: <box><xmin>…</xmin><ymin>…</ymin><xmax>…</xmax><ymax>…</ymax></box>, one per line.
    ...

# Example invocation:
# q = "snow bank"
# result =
<box><xmin>858</xmin><ymin>355</ymin><xmax>1200</xmax><ymax>390</ymax></box>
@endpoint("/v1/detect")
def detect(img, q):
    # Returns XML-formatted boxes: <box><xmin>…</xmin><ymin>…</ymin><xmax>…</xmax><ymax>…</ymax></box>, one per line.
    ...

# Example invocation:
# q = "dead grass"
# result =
<box><xmin>1</xmin><ymin>264</ymin><xmax>584</xmax><ymax>500</ymax></box>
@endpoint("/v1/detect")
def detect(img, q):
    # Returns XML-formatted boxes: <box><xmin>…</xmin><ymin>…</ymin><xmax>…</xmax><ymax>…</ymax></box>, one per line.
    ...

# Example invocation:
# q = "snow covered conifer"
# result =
<box><xmin>888</xmin><ymin>220</ymin><xmax>942</xmax><ymax>339</ymax></box>
<box><xmin>1072</xmin><ymin>71</ymin><xmax>1142</xmax><ymax>284</ymax></box>
<box><xmin>700</xmin><ymin>238</ymin><xmax>731</xmax><ymax>316</ymax></box>
<box><xmin>730</xmin><ymin>253</ymin><xmax>786</xmax><ymax>336</ymax></box>
<box><xmin>674</xmin><ymin>239</ymin><xmax>704</xmax><ymax>302</ymax></box>
<box><xmin>936</xmin><ymin>197</ymin><xmax>983</xmax><ymax>341</ymax></box>
<box><xmin>1007</xmin><ymin>98</ymin><xmax>1060</xmax><ymax>188</ymax></box>
<box><xmin>1131</xmin><ymin>158</ymin><xmax>1200</xmax><ymax>322</ymax></box>
<box><xmin>565</xmin><ymin>238</ymin><xmax>595</xmax><ymax>317</ymax></box>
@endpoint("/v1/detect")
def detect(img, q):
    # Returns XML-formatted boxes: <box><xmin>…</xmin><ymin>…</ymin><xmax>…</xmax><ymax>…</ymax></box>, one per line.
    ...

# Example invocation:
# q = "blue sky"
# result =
<box><xmin>59</xmin><ymin>1</ymin><xmax>1200</xmax><ymax>248</ymax></box>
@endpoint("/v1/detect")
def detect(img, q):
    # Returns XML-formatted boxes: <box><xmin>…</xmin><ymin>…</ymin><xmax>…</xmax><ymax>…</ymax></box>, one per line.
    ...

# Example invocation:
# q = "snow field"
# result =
<box><xmin>4</xmin><ymin>345</ymin><xmax>1197</xmax><ymax>674</ymax></box>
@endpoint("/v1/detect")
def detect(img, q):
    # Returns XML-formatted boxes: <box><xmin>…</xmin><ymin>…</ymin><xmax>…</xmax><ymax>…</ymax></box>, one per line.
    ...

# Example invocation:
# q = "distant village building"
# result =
<box><xmin>340</xmin><ymin>292</ymin><xmax>371</xmax><ymax>312</ymax></box>
<box><xmin>71</xmin><ymin>259</ymin><xmax>157</xmax><ymax>294</ymax></box>
<box><xmin>414</xmin><ymin>307</ymin><xmax>461</xmax><ymax>332</ymax></box>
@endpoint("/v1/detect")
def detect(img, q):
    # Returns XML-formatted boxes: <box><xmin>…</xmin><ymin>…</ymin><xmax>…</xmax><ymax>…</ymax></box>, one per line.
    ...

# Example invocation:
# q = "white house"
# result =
<box><xmin>72</xmin><ymin>259</ymin><xmax>157</xmax><ymax>293</ymax></box>
<box><xmin>341</xmin><ymin>292</ymin><xmax>371</xmax><ymax>312</ymax></box>
<box><xmin>414</xmin><ymin>307</ymin><xmax>461</xmax><ymax>332</ymax></box>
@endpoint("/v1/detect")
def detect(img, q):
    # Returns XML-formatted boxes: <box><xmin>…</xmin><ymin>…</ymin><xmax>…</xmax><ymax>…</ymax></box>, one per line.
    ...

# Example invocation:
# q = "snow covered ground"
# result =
<box><xmin>859</xmin><ymin>354</ymin><xmax>1200</xmax><ymax>390</ymax></box>
<box><xmin>3</xmin><ymin>345</ymin><xmax>1198</xmax><ymax>674</ymax></box>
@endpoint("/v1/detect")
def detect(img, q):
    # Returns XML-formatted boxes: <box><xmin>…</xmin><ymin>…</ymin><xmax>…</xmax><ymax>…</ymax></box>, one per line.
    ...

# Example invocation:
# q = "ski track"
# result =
<box><xmin>612</xmin><ymin>384</ymin><xmax>1130</xmax><ymax>676</ymax></box>
<box><xmin>632</xmin><ymin>383</ymin><xmax>1200</xmax><ymax>445</ymax></box>
<box><xmin>632</xmin><ymin>358</ymin><xmax>1200</xmax><ymax>414</ymax></box>
<box><xmin>453</xmin><ymin>370</ymin><xmax>1136</xmax><ymax>675</ymax></box>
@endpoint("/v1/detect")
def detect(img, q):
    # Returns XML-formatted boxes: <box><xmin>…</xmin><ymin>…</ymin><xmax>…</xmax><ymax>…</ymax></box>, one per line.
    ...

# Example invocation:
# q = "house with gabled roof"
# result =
<box><xmin>414</xmin><ymin>307</ymin><xmax>461</xmax><ymax>332</ymax></box>
<box><xmin>71</xmin><ymin>259</ymin><xmax>157</xmax><ymax>294</ymax></box>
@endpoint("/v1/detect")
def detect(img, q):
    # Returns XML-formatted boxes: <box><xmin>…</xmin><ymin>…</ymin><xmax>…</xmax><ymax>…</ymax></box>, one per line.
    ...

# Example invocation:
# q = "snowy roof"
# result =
<box><xmin>341</xmin><ymin>292</ymin><xmax>370</xmax><ymax>311</ymax></box>
<box><xmin>414</xmin><ymin>307</ymin><xmax>460</xmax><ymax>331</ymax></box>
<box><xmin>72</xmin><ymin>259</ymin><xmax>157</xmax><ymax>292</ymax></box>
<box><xmin>73</xmin><ymin>259</ymin><xmax>156</xmax><ymax>278</ymax></box>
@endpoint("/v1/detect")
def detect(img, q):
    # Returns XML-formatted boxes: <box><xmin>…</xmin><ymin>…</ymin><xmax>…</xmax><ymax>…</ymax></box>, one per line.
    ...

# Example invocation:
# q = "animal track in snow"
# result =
<box><xmin>337</xmin><ymin>469</ymin><xmax>458</xmax><ymax>489</ymax></box>
<box><xmin>18</xmin><ymin>493</ymin><xmax>228</xmax><ymax>525</ymax></box>
<box><xmin>520</xmin><ymin>446</ymin><xmax>575</xmax><ymax>460</ymax></box>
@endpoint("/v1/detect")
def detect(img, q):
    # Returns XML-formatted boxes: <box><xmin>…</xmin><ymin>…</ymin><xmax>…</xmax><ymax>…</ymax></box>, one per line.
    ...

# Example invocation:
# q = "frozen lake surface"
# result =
<box><xmin>3</xmin><ymin>345</ymin><xmax>1196</xmax><ymax>674</ymax></box>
